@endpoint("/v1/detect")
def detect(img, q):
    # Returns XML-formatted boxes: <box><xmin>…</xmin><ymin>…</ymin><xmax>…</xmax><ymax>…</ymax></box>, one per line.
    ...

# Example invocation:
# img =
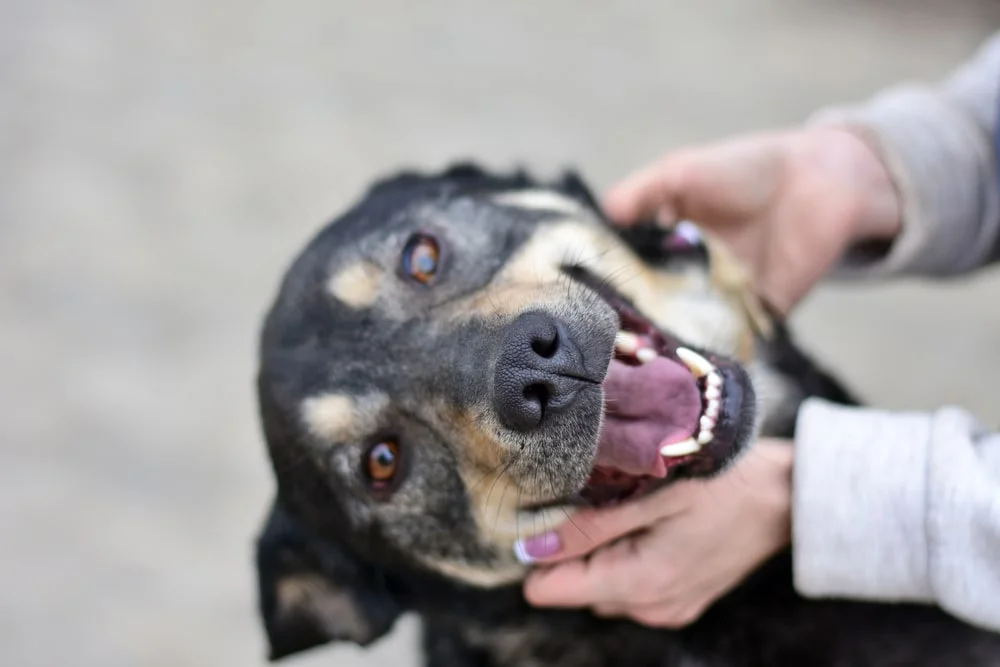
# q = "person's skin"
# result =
<box><xmin>521</xmin><ymin>126</ymin><xmax>903</xmax><ymax>627</ymax></box>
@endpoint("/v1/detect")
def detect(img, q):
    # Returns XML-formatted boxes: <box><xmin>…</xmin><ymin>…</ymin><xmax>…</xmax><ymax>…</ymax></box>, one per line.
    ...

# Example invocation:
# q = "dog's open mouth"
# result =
<box><xmin>565</xmin><ymin>267</ymin><xmax>755</xmax><ymax>508</ymax></box>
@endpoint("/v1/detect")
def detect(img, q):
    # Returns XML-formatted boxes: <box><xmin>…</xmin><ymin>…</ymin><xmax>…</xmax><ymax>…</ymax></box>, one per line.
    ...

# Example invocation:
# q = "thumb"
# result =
<box><xmin>514</xmin><ymin>486</ymin><xmax>684</xmax><ymax>565</ymax></box>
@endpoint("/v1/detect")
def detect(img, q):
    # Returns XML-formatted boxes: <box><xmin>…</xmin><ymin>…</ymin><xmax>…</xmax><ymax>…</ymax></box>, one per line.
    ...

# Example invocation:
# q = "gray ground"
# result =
<box><xmin>3</xmin><ymin>1</ymin><xmax>1000</xmax><ymax>665</ymax></box>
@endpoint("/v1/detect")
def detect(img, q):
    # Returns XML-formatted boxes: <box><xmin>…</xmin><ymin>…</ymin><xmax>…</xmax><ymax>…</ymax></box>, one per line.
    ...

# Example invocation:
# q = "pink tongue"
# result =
<box><xmin>597</xmin><ymin>357</ymin><xmax>702</xmax><ymax>477</ymax></box>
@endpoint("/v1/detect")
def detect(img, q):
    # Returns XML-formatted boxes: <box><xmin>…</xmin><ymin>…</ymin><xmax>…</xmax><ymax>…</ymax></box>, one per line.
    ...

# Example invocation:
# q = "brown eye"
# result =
<box><xmin>366</xmin><ymin>440</ymin><xmax>400</xmax><ymax>484</ymax></box>
<box><xmin>402</xmin><ymin>234</ymin><xmax>440</xmax><ymax>284</ymax></box>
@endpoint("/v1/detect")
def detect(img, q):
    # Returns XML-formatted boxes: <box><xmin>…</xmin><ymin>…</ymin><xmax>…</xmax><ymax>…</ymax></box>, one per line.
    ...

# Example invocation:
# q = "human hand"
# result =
<box><xmin>603</xmin><ymin>127</ymin><xmax>902</xmax><ymax>315</ymax></box>
<box><xmin>520</xmin><ymin>440</ymin><xmax>793</xmax><ymax>627</ymax></box>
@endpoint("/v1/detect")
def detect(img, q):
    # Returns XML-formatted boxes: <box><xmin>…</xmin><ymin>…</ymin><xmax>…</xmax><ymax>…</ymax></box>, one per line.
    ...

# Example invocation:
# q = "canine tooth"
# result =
<box><xmin>676</xmin><ymin>347</ymin><xmax>714</xmax><ymax>378</ymax></box>
<box><xmin>704</xmin><ymin>386</ymin><xmax>721</xmax><ymax>401</ymax></box>
<box><xmin>697</xmin><ymin>430</ymin><xmax>714</xmax><ymax>445</ymax></box>
<box><xmin>614</xmin><ymin>331</ymin><xmax>640</xmax><ymax>355</ymax></box>
<box><xmin>636</xmin><ymin>348</ymin><xmax>657</xmax><ymax>364</ymax></box>
<box><xmin>706</xmin><ymin>399</ymin><xmax>720</xmax><ymax>419</ymax></box>
<box><xmin>700</xmin><ymin>415</ymin><xmax>716</xmax><ymax>431</ymax></box>
<box><xmin>706</xmin><ymin>371</ymin><xmax>722</xmax><ymax>389</ymax></box>
<box><xmin>660</xmin><ymin>437</ymin><xmax>700</xmax><ymax>457</ymax></box>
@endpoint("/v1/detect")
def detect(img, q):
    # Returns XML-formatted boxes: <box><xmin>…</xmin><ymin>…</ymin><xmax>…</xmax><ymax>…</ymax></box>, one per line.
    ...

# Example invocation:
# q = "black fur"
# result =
<box><xmin>254</xmin><ymin>163</ymin><xmax>1000</xmax><ymax>666</ymax></box>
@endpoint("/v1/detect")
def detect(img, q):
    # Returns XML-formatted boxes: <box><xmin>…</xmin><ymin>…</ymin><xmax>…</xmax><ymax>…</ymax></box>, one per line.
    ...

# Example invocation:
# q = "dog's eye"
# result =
<box><xmin>402</xmin><ymin>234</ymin><xmax>440</xmax><ymax>284</ymax></box>
<box><xmin>366</xmin><ymin>440</ymin><xmax>400</xmax><ymax>484</ymax></box>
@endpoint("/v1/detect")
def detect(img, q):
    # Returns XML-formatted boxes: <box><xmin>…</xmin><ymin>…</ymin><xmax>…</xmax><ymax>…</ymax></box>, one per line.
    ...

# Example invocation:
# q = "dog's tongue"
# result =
<box><xmin>597</xmin><ymin>357</ymin><xmax>701</xmax><ymax>477</ymax></box>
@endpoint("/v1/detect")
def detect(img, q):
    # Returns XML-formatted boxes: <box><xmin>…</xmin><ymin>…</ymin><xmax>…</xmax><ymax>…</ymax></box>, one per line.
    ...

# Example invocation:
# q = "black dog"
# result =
<box><xmin>253</xmin><ymin>164</ymin><xmax>1000</xmax><ymax>666</ymax></box>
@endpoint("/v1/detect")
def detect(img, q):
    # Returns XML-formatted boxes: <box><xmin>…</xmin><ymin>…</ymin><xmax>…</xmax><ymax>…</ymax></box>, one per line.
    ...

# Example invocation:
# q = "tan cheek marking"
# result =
<box><xmin>703</xmin><ymin>233</ymin><xmax>776</xmax><ymax>340</ymax></box>
<box><xmin>328</xmin><ymin>261</ymin><xmax>384</xmax><ymax>309</ymax></box>
<box><xmin>456</xmin><ymin>219</ymin><xmax>660</xmax><ymax>320</ymax></box>
<box><xmin>301</xmin><ymin>392</ymin><xmax>388</xmax><ymax>444</ymax></box>
<box><xmin>416</xmin><ymin>554</ymin><xmax>526</xmax><ymax>588</ymax></box>
<box><xmin>640</xmin><ymin>273</ymin><xmax>757</xmax><ymax>363</ymax></box>
<box><xmin>435</xmin><ymin>403</ymin><xmax>565</xmax><ymax>549</ymax></box>
<box><xmin>503</xmin><ymin>220</ymin><xmax>650</xmax><ymax>287</ymax></box>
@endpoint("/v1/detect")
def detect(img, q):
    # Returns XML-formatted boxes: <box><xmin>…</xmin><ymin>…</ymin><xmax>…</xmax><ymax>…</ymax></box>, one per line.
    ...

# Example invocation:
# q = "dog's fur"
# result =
<box><xmin>253</xmin><ymin>164</ymin><xmax>1000</xmax><ymax>666</ymax></box>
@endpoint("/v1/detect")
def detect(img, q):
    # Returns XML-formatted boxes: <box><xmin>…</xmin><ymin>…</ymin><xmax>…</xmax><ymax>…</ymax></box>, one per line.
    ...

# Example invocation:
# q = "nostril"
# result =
<box><xmin>522</xmin><ymin>383</ymin><xmax>550</xmax><ymax>418</ymax></box>
<box><xmin>493</xmin><ymin>312</ymin><xmax>587</xmax><ymax>431</ymax></box>
<box><xmin>530</xmin><ymin>330</ymin><xmax>559</xmax><ymax>359</ymax></box>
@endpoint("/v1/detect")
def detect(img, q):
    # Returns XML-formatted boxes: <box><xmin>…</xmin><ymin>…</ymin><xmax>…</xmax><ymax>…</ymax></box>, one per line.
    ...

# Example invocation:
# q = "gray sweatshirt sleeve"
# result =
<box><xmin>792</xmin><ymin>400</ymin><xmax>1000</xmax><ymax>632</ymax></box>
<box><xmin>809</xmin><ymin>32</ymin><xmax>1000</xmax><ymax>277</ymax></box>
<box><xmin>789</xmin><ymin>34</ymin><xmax>1000</xmax><ymax>632</ymax></box>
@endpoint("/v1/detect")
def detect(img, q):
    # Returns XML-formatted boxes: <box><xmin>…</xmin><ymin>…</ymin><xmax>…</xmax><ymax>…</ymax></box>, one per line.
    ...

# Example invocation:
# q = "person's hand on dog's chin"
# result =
<box><xmin>520</xmin><ymin>440</ymin><xmax>793</xmax><ymax>628</ymax></box>
<box><xmin>601</xmin><ymin>126</ymin><xmax>902</xmax><ymax>316</ymax></box>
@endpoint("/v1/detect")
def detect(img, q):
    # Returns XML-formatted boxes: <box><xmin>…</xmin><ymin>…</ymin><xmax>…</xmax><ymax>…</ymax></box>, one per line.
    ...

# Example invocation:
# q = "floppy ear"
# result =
<box><xmin>255</xmin><ymin>497</ymin><xmax>402</xmax><ymax>661</ymax></box>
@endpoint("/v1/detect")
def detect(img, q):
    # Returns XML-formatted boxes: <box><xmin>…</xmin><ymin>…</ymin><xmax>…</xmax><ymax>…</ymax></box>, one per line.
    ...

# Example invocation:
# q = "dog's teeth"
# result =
<box><xmin>697</xmin><ymin>430</ymin><xmax>714</xmax><ymax>445</ymax></box>
<box><xmin>706</xmin><ymin>371</ymin><xmax>722</xmax><ymax>389</ymax></box>
<box><xmin>706</xmin><ymin>399</ymin><xmax>720</xmax><ymax>419</ymax></box>
<box><xmin>636</xmin><ymin>348</ymin><xmax>657</xmax><ymax>364</ymax></box>
<box><xmin>660</xmin><ymin>437</ymin><xmax>700</xmax><ymax>457</ymax></box>
<box><xmin>699</xmin><ymin>415</ymin><xmax>716</xmax><ymax>432</ymax></box>
<box><xmin>614</xmin><ymin>331</ymin><xmax>640</xmax><ymax>355</ymax></box>
<box><xmin>676</xmin><ymin>347</ymin><xmax>714</xmax><ymax>378</ymax></box>
<box><xmin>704</xmin><ymin>385</ymin><xmax>721</xmax><ymax>401</ymax></box>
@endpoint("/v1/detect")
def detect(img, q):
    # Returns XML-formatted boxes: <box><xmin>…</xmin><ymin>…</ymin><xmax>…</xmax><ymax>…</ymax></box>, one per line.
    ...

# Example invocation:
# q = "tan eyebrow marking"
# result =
<box><xmin>301</xmin><ymin>392</ymin><xmax>389</xmax><ymax>443</ymax></box>
<box><xmin>328</xmin><ymin>261</ymin><xmax>384</xmax><ymax>309</ymax></box>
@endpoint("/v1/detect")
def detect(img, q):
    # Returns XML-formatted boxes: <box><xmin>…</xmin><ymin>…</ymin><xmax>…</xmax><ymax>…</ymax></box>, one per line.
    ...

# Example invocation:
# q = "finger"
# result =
<box><xmin>604</xmin><ymin>134</ymin><xmax>784</xmax><ymax>228</ymax></box>
<box><xmin>628</xmin><ymin>600</ymin><xmax>707</xmax><ymax>629</ymax></box>
<box><xmin>515</xmin><ymin>485</ymin><xmax>685</xmax><ymax>565</ymax></box>
<box><xmin>523</xmin><ymin>534</ymin><xmax>643</xmax><ymax>607</ymax></box>
<box><xmin>602</xmin><ymin>156</ymin><xmax>688</xmax><ymax>225</ymax></box>
<box><xmin>592</xmin><ymin>603</ymin><xmax>628</xmax><ymax>618</ymax></box>
<box><xmin>523</xmin><ymin>560</ymin><xmax>596</xmax><ymax>608</ymax></box>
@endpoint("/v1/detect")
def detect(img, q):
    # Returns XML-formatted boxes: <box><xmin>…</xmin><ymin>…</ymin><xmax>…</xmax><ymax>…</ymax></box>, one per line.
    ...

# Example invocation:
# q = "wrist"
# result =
<box><xmin>750</xmin><ymin>440</ymin><xmax>793</xmax><ymax>552</ymax></box>
<box><xmin>821</xmin><ymin>125</ymin><xmax>903</xmax><ymax>245</ymax></box>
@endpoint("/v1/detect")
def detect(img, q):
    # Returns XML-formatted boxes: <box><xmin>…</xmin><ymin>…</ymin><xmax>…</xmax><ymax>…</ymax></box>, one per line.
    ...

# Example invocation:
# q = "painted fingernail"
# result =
<box><xmin>513</xmin><ymin>532</ymin><xmax>561</xmax><ymax>564</ymax></box>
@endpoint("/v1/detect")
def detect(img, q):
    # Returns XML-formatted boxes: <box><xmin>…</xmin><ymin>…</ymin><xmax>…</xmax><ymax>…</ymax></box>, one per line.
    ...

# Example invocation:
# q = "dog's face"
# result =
<box><xmin>254</xmin><ymin>165</ymin><xmax>797</xmax><ymax>659</ymax></box>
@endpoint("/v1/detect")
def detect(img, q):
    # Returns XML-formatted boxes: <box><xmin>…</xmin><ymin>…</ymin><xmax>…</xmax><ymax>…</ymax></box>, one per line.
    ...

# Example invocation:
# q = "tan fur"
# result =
<box><xmin>328</xmin><ymin>260</ymin><xmax>383</xmax><ymax>309</ymax></box>
<box><xmin>427</xmin><ymin>217</ymin><xmax>767</xmax><ymax>581</ymax></box>
<box><xmin>418</xmin><ymin>554</ymin><xmax>527</xmax><ymax>588</ymax></box>
<box><xmin>702</xmin><ymin>232</ymin><xmax>776</xmax><ymax>340</ymax></box>
<box><xmin>276</xmin><ymin>575</ymin><xmax>369</xmax><ymax>639</ymax></box>
<box><xmin>301</xmin><ymin>392</ymin><xmax>388</xmax><ymax>444</ymax></box>
<box><xmin>478</xmin><ymin>217</ymin><xmax>759</xmax><ymax>363</ymax></box>
<box><xmin>492</xmin><ymin>190</ymin><xmax>586</xmax><ymax>215</ymax></box>
<box><xmin>314</xmin><ymin>213</ymin><xmax>771</xmax><ymax>590</ymax></box>
<box><xmin>431</xmin><ymin>403</ymin><xmax>576</xmax><ymax>580</ymax></box>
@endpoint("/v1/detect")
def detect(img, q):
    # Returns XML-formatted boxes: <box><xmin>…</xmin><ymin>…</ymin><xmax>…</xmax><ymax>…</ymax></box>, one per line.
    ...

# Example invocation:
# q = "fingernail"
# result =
<box><xmin>514</xmin><ymin>532</ymin><xmax>561</xmax><ymax>564</ymax></box>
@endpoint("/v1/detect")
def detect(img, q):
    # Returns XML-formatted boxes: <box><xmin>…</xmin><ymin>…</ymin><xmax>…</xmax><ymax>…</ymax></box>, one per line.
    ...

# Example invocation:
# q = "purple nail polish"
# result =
<box><xmin>514</xmin><ymin>532</ymin><xmax>561</xmax><ymax>563</ymax></box>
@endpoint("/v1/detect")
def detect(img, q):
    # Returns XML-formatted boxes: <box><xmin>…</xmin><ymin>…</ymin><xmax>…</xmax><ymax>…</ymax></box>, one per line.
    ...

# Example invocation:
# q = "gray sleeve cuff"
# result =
<box><xmin>809</xmin><ymin>87</ymin><xmax>1000</xmax><ymax>279</ymax></box>
<box><xmin>792</xmin><ymin>398</ymin><xmax>935</xmax><ymax>603</ymax></box>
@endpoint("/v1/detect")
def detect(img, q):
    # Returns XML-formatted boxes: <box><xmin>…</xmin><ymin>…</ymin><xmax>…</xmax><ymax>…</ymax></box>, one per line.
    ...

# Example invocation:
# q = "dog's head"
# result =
<box><xmin>254</xmin><ymin>164</ymin><xmax>797</xmax><ymax>659</ymax></box>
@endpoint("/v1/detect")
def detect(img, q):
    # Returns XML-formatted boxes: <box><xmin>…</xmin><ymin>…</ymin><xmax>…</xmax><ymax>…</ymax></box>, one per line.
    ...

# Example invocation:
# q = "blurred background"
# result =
<box><xmin>3</xmin><ymin>1</ymin><xmax>1000</xmax><ymax>665</ymax></box>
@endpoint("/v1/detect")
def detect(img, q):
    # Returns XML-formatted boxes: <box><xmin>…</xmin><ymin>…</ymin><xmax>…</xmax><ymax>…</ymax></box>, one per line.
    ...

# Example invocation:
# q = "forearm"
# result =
<box><xmin>810</xmin><ymin>32</ymin><xmax>1000</xmax><ymax>278</ymax></box>
<box><xmin>791</xmin><ymin>399</ymin><xmax>1000</xmax><ymax>632</ymax></box>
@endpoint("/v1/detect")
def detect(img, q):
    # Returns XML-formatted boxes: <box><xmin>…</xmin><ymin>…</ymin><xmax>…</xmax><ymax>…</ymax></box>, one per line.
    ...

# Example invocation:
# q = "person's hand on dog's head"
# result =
<box><xmin>520</xmin><ymin>439</ymin><xmax>793</xmax><ymax>628</ymax></box>
<box><xmin>601</xmin><ymin>127</ymin><xmax>902</xmax><ymax>316</ymax></box>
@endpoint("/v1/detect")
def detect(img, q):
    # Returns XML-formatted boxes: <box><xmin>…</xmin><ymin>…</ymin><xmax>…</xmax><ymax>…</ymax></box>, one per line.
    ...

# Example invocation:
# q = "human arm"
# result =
<box><xmin>521</xmin><ymin>32</ymin><xmax>1000</xmax><ymax>630</ymax></box>
<box><xmin>792</xmin><ymin>399</ymin><xmax>1000</xmax><ymax>631</ymax></box>
<box><xmin>603</xmin><ymin>32</ymin><xmax>1000</xmax><ymax>312</ymax></box>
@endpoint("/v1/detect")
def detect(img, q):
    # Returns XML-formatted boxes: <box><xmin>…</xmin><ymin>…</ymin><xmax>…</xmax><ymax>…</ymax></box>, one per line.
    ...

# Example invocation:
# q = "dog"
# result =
<box><xmin>253</xmin><ymin>164</ymin><xmax>1000</xmax><ymax>666</ymax></box>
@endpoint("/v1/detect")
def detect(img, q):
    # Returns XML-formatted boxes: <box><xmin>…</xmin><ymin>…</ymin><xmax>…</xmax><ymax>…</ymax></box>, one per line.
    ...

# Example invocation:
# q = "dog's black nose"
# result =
<box><xmin>493</xmin><ymin>312</ymin><xmax>592</xmax><ymax>431</ymax></box>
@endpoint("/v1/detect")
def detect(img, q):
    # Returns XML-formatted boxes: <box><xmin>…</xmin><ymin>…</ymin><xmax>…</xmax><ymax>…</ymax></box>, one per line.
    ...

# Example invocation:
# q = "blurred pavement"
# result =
<box><xmin>3</xmin><ymin>1</ymin><xmax>1000</xmax><ymax>665</ymax></box>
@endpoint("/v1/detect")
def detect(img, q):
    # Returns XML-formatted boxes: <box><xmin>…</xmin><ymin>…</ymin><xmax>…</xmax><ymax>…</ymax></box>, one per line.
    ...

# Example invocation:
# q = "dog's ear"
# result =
<box><xmin>255</xmin><ymin>497</ymin><xmax>401</xmax><ymax>661</ymax></box>
<box><xmin>555</xmin><ymin>170</ymin><xmax>603</xmax><ymax>212</ymax></box>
